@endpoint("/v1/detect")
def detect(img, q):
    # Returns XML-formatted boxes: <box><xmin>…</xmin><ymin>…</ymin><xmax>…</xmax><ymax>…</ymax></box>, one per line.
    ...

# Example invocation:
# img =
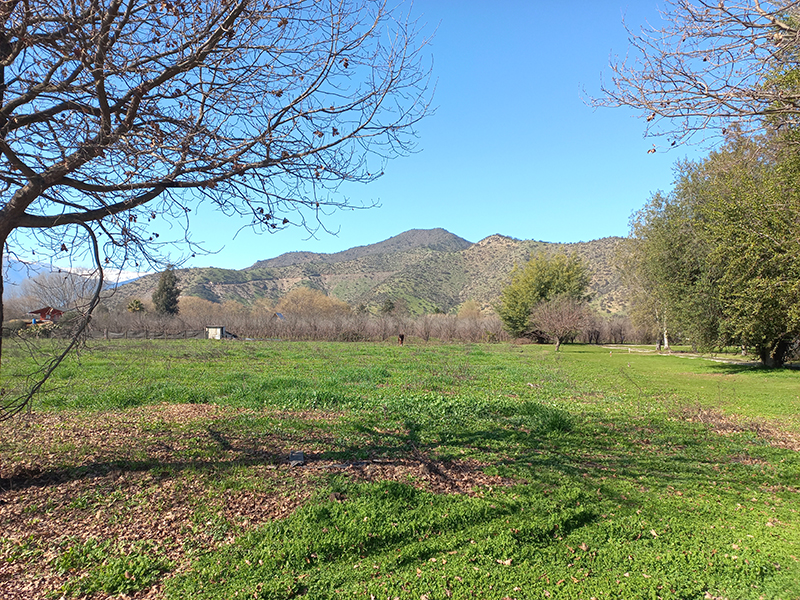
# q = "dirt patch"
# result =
<box><xmin>676</xmin><ymin>405</ymin><xmax>800</xmax><ymax>451</ymax></box>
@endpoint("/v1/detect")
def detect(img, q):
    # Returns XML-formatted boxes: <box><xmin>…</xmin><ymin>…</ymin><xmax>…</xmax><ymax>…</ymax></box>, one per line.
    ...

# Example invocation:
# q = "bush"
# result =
<box><xmin>2</xmin><ymin>320</ymin><xmax>28</xmax><ymax>337</ymax></box>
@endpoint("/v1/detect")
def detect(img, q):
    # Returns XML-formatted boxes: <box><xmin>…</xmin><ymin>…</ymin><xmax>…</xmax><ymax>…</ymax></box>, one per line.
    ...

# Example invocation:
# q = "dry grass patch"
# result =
<box><xmin>676</xmin><ymin>404</ymin><xmax>800</xmax><ymax>451</ymax></box>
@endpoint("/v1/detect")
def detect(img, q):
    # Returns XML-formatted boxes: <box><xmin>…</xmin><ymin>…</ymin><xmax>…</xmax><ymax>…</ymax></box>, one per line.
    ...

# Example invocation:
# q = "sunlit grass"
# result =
<box><xmin>1</xmin><ymin>340</ymin><xmax>798</xmax><ymax>598</ymax></box>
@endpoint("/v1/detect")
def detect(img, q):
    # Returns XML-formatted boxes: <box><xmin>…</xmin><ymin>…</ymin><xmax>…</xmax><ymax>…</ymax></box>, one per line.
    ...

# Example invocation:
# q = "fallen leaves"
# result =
<box><xmin>0</xmin><ymin>404</ymin><xmax>511</xmax><ymax>597</ymax></box>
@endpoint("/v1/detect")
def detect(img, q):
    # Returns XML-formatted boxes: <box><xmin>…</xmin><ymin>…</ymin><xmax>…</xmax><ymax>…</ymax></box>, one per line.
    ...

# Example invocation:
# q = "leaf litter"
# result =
<box><xmin>0</xmin><ymin>403</ymin><xmax>510</xmax><ymax>599</ymax></box>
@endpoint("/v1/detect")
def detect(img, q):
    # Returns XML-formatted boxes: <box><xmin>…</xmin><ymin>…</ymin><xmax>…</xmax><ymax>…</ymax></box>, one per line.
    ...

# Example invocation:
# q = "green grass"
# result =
<box><xmin>168</xmin><ymin>480</ymin><xmax>794</xmax><ymax>600</ymax></box>
<box><xmin>1</xmin><ymin>340</ymin><xmax>798</xmax><ymax>599</ymax></box>
<box><xmin>51</xmin><ymin>537</ymin><xmax>173</xmax><ymax>597</ymax></box>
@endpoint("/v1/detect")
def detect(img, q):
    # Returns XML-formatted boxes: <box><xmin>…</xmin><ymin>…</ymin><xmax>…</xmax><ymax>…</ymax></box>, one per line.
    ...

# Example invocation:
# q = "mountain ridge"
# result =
<box><xmin>110</xmin><ymin>228</ymin><xmax>626</xmax><ymax>314</ymax></box>
<box><xmin>250</xmin><ymin>228</ymin><xmax>472</xmax><ymax>269</ymax></box>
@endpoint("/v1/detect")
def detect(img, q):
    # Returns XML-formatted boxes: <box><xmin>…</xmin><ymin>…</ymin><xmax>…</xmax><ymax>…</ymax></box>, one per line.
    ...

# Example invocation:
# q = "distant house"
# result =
<box><xmin>28</xmin><ymin>307</ymin><xmax>64</xmax><ymax>323</ymax></box>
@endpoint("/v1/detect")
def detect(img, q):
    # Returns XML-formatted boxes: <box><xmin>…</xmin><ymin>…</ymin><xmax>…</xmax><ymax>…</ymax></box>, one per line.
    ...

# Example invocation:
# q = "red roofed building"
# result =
<box><xmin>28</xmin><ymin>307</ymin><xmax>64</xmax><ymax>322</ymax></box>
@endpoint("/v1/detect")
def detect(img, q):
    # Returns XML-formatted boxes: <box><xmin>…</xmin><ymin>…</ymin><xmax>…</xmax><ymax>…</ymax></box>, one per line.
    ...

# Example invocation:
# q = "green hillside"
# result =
<box><xmin>110</xmin><ymin>229</ymin><xmax>626</xmax><ymax>315</ymax></box>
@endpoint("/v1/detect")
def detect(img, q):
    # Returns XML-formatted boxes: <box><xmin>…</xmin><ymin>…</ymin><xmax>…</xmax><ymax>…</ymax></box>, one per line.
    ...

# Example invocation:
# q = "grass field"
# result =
<box><xmin>0</xmin><ymin>340</ymin><xmax>798</xmax><ymax>599</ymax></box>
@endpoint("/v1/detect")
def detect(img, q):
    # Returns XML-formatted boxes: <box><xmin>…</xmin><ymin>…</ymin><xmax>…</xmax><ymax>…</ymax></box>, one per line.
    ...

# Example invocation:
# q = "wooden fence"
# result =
<box><xmin>91</xmin><ymin>329</ymin><xmax>208</xmax><ymax>340</ymax></box>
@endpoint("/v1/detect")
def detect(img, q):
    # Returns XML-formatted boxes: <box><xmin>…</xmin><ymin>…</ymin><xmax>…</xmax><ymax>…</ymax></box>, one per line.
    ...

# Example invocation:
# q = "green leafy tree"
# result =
<box><xmin>621</xmin><ymin>186</ymin><xmax>721</xmax><ymax>351</ymax></box>
<box><xmin>690</xmin><ymin>139</ymin><xmax>800</xmax><ymax>367</ymax></box>
<box><xmin>126</xmin><ymin>299</ymin><xmax>145</xmax><ymax>313</ymax></box>
<box><xmin>152</xmin><ymin>268</ymin><xmax>180</xmax><ymax>316</ymax></box>
<box><xmin>379</xmin><ymin>299</ymin><xmax>396</xmax><ymax>315</ymax></box>
<box><xmin>496</xmin><ymin>252</ymin><xmax>590</xmax><ymax>338</ymax></box>
<box><xmin>625</xmin><ymin>135</ymin><xmax>800</xmax><ymax>366</ymax></box>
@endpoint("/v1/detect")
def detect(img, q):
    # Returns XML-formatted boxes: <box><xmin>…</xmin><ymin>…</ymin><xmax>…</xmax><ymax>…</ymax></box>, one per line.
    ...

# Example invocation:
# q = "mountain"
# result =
<box><xmin>2</xmin><ymin>259</ymin><xmax>51</xmax><ymax>288</ymax></box>
<box><xmin>2</xmin><ymin>258</ymin><xmax>142</xmax><ymax>290</ymax></box>
<box><xmin>110</xmin><ymin>228</ymin><xmax>627</xmax><ymax>314</ymax></box>
<box><xmin>252</xmin><ymin>228</ymin><xmax>473</xmax><ymax>268</ymax></box>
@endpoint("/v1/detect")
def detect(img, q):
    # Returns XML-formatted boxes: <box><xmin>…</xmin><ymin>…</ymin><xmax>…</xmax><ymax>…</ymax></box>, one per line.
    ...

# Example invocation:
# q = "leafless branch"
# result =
<box><xmin>595</xmin><ymin>1</ymin><xmax>800</xmax><ymax>146</ymax></box>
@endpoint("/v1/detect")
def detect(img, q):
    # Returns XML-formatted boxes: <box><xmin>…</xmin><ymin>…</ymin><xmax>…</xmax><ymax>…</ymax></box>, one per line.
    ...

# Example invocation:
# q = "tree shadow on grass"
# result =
<box><xmin>0</xmin><ymin>424</ymin><xmax>286</xmax><ymax>492</ymax></box>
<box><xmin>1</xmin><ymin>403</ymin><xmax>795</xmax><ymax>510</ymax></box>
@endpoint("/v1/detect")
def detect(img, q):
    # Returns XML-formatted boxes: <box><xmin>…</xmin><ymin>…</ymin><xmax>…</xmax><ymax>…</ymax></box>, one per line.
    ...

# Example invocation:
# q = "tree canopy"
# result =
<box><xmin>152</xmin><ymin>267</ymin><xmax>180</xmax><ymax>315</ymax></box>
<box><xmin>496</xmin><ymin>252</ymin><xmax>590</xmax><ymax>338</ymax></box>
<box><xmin>623</xmin><ymin>136</ymin><xmax>800</xmax><ymax>366</ymax></box>
<box><xmin>602</xmin><ymin>1</ymin><xmax>800</xmax><ymax>366</ymax></box>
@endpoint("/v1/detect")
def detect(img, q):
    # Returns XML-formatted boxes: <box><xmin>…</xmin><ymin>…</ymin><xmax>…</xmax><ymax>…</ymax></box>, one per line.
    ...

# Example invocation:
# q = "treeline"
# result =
<box><xmin>5</xmin><ymin>279</ymin><xmax>651</xmax><ymax>345</ymax></box>
<box><xmin>88</xmin><ymin>307</ymin><xmax>647</xmax><ymax>345</ymax></box>
<box><xmin>619</xmin><ymin>134</ymin><xmax>800</xmax><ymax>367</ymax></box>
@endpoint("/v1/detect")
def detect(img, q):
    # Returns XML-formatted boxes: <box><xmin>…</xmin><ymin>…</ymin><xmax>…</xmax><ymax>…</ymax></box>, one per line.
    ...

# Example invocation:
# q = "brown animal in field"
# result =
<box><xmin>398</xmin><ymin>334</ymin><xmax>405</xmax><ymax>346</ymax></box>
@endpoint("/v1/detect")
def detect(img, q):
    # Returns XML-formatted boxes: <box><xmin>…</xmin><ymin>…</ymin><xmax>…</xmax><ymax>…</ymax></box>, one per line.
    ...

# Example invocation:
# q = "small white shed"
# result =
<box><xmin>205</xmin><ymin>326</ymin><xmax>226</xmax><ymax>340</ymax></box>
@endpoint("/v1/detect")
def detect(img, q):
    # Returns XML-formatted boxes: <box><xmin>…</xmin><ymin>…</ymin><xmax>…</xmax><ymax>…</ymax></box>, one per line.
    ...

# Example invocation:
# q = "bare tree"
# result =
<box><xmin>530</xmin><ymin>296</ymin><xmax>589</xmax><ymax>352</ymax></box>
<box><xmin>607</xmin><ymin>314</ymin><xmax>632</xmax><ymax>345</ymax></box>
<box><xmin>595</xmin><ymin>1</ymin><xmax>800</xmax><ymax>145</ymax></box>
<box><xmin>20</xmin><ymin>271</ymin><xmax>96</xmax><ymax>312</ymax></box>
<box><xmin>0</xmin><ymin>0</ymin><xmax>431</xmax><ymax>417</ymax></box>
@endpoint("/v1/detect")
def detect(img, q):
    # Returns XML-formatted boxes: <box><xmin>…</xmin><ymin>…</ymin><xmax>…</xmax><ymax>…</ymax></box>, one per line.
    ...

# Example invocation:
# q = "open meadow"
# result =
<box><xmin>0</xmin><ymin>340</ymin><xmax>798</xmax><ymax>599</ymax></box>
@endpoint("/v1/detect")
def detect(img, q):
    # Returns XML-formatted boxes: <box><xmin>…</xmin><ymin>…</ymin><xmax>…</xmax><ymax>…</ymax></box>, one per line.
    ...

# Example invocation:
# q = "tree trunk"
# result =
<box><xmin>759</xmin><ymin>340</ymin><xmax>789</xmax><ymax>368</ymax></box>
<box><xmin>554</xmin><ymin>337</ymin><xmax>562</xmax><ymax>352</ymax></box>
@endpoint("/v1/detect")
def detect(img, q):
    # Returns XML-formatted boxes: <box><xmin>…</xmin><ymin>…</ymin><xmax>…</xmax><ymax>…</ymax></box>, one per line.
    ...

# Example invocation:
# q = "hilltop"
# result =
<box><xmin>110</xmin><ymin>228</ymin><xmax>626</xmax><ymax>314</ymax></box>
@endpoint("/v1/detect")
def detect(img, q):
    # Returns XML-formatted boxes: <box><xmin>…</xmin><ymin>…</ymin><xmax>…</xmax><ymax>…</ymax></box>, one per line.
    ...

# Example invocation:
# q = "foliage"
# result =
<box><xmin>126</xmin><ymin>299</ymin><xmax>145</xmax><ymax>313</ymax></box>
<box><xmin>620</xmin><ymin>187</ymin><xmax>720</xmax><ymax>351</ymax></box>
<box><xmin>691</xmin><ymin>141</ymin><xmax>800</xmax><ymax>366</ymax></box>
<box><xmin>456</xmin><ymin>299</ymin><xmax>482</xmax><ymax>319</ymax></box>
<box><xmin>379</xmin><ymin>298</ymin><xmax>396</xmax><ymax>315</ymax></box>
<box><xmin>1</xmin><ymin>319</ymin><xmax>27</xmax><ymax>337</ymax></box>
<box><xmin>496</xmin><ymin>252</ymin><xmax>590</xmax><ymax>337</ymax></box>
<box><xmin>624</xmin><ymin>135</ymin><xmax>800</xmax><ymax>366</ymax></box>
<box><xmin>151</xmin><ymin>268</ymin><xmax>180</xmax><ymax>316</ymax></box>
<box><xmin>275</xmin><ymin>287</ymin><xmax>350</xmax><ymax>318</ymax></box>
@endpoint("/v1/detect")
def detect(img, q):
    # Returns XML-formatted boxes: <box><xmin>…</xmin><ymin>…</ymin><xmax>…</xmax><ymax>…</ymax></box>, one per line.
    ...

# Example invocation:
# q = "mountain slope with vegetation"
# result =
<box><xmin>109</xmin><ymin>229</ymin><xmax>626</xmax><ymax>315</ymax></box>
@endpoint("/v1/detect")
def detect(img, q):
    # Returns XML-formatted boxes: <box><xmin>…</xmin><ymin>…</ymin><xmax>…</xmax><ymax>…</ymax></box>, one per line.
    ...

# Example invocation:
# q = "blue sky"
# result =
<box><xmin>180</xmin><ymin>1</ymin><xmax>706</xmax><ymax>271</ymax></box>
<box><xmin>132</xmin><ymin>3</ymin><xmax>709</xmax><ymax>272</ymax></box>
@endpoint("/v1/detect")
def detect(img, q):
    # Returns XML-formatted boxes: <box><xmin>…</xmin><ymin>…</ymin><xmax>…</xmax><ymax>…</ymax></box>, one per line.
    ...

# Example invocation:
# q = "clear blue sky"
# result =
<box><xmin>176</xmin><ymin>2</ymin><xmax>704</xmax><ymax>270</ymax></box>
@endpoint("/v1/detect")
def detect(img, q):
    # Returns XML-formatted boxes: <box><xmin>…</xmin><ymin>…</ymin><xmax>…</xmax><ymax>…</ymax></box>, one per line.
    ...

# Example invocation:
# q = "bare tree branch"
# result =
<box><xmin>0</xmin><ymin>222</ymin><xmax>103</xmax><ymax>421</ymax></box>
<box><xmin>595</xmin><ymin>1</ymin><xmax>800</xmax><ymax>146</ymax></box>
<box><xmin>0</xmin><ymin>0</ymin><xmax>433</xmax><ymax>415</ymax></box>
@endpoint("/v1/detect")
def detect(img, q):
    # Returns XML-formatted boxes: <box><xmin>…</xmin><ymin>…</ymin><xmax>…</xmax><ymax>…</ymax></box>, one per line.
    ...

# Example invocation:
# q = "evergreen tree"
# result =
<box><xmin>152</xmin><ymin>268</ymin><xmax>180</xmax><ymax>316</ymax></box>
